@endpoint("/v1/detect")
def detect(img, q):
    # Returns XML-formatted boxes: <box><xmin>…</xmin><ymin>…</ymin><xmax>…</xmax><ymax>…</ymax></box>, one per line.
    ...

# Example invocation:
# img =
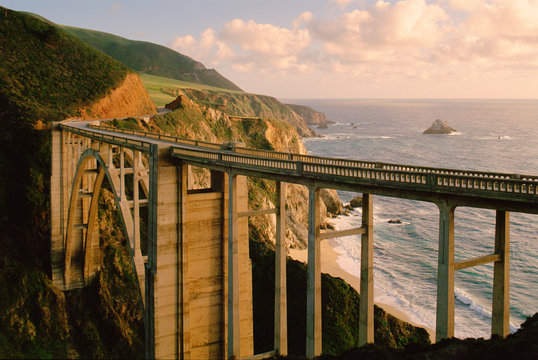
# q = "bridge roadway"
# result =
<box><xmin>58</xmin><ymin>120</ymin><xmax>538</xmax><ymax>359</ymax></box>
<box><xmin>66</xmin><ymin>121</ymin><xmax>538</xmax><ymax>214</ymax></box>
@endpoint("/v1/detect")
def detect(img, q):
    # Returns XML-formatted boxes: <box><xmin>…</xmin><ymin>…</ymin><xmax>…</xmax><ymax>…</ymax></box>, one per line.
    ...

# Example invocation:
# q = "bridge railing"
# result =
<box><xmin>79</xmin><ymin>123</ymin><xmax>538</xmax><ymax>199</ymax></box>
<box><xmin>171</xmin><ymin>145</ymin><xmax>538</xmax><ymax>198</ymax></box>
<box><xmin>61</xmin><ymin>123</ymin><xmax>152</xmax><ymax>152</ymax></box>
<box><xmin>234</xmin><ymin>146</ymin><xmax>538</xmax><ymax>182</ymax></box>
<box><xmin>87</xmin><ymin>124</ymin><xmax>222</xmax><ymax>150</ymax></box>
<box><xmin>87</xmin><ymin>123</ymin><xmax>538</xmax><ymax>182</ymax></box>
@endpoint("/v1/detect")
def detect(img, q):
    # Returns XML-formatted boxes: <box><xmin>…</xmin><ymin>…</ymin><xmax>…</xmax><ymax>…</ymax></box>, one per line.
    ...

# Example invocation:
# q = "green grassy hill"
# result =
<box><xmin>62</xmin><ymin>25</ymin><xmax>243</xmax><ymax>92</ymax></box>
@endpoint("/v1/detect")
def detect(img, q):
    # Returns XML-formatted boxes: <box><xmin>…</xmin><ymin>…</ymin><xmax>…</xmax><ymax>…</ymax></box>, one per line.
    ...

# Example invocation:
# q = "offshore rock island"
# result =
<box><xmin>423</xmin><ymin>119</ymin><xmax>457</xmax><ymax>134</ymax></box>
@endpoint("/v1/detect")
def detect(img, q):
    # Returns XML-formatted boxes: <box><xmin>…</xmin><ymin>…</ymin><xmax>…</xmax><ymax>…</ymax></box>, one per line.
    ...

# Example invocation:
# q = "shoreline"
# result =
<box><xmin>288</xmin><ymin>239</ymin><xmax>436</xmax><ymax>342</ymax></box>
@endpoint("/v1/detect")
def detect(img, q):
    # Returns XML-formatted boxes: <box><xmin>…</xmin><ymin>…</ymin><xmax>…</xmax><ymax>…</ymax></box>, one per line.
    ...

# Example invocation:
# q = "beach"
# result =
<box><xmin>288</xmin><ymin>238</ymin><xmax>436</xmax><ymax>342</ymax></box>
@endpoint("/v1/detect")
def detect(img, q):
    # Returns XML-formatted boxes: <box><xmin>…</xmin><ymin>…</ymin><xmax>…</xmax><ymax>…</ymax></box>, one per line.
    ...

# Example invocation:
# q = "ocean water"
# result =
<box><xmin>288</xmin><ymin>99</ymin><xmax>538</xmax><ymax>339</ymax></box>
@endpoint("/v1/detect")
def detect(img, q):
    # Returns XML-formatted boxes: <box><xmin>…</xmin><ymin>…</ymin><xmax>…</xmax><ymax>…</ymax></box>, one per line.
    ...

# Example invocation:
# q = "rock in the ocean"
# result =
<box><xmin>423</xmin><ymin>119</ymin><xmax>456</xmax><ymax>134</ymax></box>
<box><xmin>349</xmin><ymin>195</ymin><xmax>363</xmax><ymax>208</ymax></box>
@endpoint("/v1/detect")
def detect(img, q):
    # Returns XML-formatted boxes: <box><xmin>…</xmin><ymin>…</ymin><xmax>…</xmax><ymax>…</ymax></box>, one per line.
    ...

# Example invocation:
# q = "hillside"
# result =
<box><xmin>0</xmin><ymin>6</ymin><xmax>154</xmax><ymax>357</ymax></box>
<box><xmin>61</xmin><ymin>25</ymin><xmax>243</xmax><ymax>92</ymax></box>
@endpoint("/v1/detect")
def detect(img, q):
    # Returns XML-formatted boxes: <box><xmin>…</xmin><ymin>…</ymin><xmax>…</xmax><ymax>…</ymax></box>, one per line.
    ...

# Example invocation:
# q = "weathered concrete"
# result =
<box><xmin>359</xmin><ymin>193</ymin><xmax>374</xmax><ymax>345</ymax></box>
<box><xmin>436</xmin><ymin>202</ymin><xmax>456</xmax><ymax>341</ymax></box>
<box><xmin>306</xmin><ymin>187</ymin><xmax>322</xmax><ymax>358</ymax></box>
<box><xmin>275</xmin><ymin>181</ymin><xmax>288</xmax><ymax>356</ymax></box>
<box><xmin>492</xmin><ymin>210</ymin><xmax>510</xmax><ymax>337</ymax></box>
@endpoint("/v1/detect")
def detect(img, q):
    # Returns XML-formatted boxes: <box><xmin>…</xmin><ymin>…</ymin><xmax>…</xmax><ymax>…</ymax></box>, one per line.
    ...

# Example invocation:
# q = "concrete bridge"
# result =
<box><xmin>50</xmin><ymin>119</ymin><xmax>538</xmax><ymax>359</ymax></box>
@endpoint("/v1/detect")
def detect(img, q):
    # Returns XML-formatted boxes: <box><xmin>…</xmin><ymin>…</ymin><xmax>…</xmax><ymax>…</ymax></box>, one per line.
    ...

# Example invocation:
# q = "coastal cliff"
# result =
<box><xmin>79</xmin><ymin>73</ymin><xmax>156</xmax><ymax>119</ymax></box>
<box><xmin>286</xmin><ymin>103</ymin><xmax>333</xmax><ymax>127</ymax></box>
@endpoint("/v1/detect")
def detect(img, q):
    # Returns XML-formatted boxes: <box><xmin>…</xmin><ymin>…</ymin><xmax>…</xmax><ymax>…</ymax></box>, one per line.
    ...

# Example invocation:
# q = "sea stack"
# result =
<box><xmin>423</xmin><ymin>119</ymin><xmax>456</xmax><ymax>134</ymax></box>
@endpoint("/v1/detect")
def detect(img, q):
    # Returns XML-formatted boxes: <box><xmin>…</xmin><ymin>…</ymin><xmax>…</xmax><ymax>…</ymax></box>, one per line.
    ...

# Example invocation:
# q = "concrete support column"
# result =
<box><xmin>359</xmin><ymin>193</ymin><xmax>374</xmax><ymax>345</ymax></box>
<box><xmin>107</xmin><ymin>143</ymin><xmax>113</xmax><ymax>168</ymax></box>
<box><xmin>51</xmin><ymin>122</ymin><xmax>65</xmax><ymax>289</ymax></box>
<box><xmin>227</xmin><ymin>172</ymin><xmax>241</xmax><ymax>359</ymax></box>
<box><xmin>133</xmin><ymin>150</ymin><xmax>141</xmax><ymax>255</ymax></box>
<box><xmin>179</xmin><ymin>164</ymin><xmax>190</xmax><ymax>359</ymax></box>
<box><xmin>120</xmin><ymin>148</ymin><xmax>126</xmax><ymax>201</ymax></box>
<box><xmin>146</xmin><ymin>144</ymin><xmax>182</xmax><ymax>359</ymax></box>
<box><xmin>306</xmin><ymin>187</ymin><xmax>321</xmax><ymax>359</ymax></box>
<box><xmin>492</xmin><ymin>210</ymin><xmax>510</xmax><ymax>337</ymax></box>
<box><xmin>274</xmin><ymin>181</ymin><xmax>288</xmax><ymax>356</ymax></box>
<box><xmin>436</xmin><ymin>202</ymin><xmax>456</xmax><ymax>341</ymax></box>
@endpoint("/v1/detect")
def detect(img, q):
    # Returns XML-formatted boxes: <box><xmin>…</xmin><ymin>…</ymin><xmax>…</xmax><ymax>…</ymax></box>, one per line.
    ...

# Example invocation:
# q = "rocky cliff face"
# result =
<box><xmin>286</xmin><ymin>103</ymin><xmax>333</xmax><ymax>126</ymax></box>
<box><xmin>177</xmin><ymin>88</ymin><xmax>316</xmax><ymax>137</ymax></box>
<box><xmin>79</xmin><ymin>73</ymin><xmax>156</xmax><ymax>119</ymax></box>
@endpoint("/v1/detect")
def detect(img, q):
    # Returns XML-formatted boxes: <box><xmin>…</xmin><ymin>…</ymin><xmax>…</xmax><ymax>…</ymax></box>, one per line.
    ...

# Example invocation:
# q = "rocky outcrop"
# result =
<box><xmin>79</xmin><ymin>73</ymin><xmax>156</xmax><ymax>119</ymax></box>
<box><xmin>286</xmin><ymin>103</ymin><xmax>333</xmax><ymax>127</ymax></box>
<box><xmin>179</xmin><ymin>88</ymin><xmax>316</xmax><ymax>137</ymax></box>
<box><xmin>423</xmin><ymin>119</ymin><xmax>456</xmax><ymax>134</ymax></box>
<box><xmin>349</xmin><ymin>195</ymin><xmax>363</xmax><ymax>208</ymax></box>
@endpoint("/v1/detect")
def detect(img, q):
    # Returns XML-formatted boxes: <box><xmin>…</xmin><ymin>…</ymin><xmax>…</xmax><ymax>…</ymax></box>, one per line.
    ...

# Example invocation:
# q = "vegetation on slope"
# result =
<box><xmin>321</xmin><ymin>313</ymin><xmax>538</xmax><ymax>360</ymax></box>
<box><xmin>62</xmin><ymin>25</ymin><xmax>243</xmax><ymax>92</ymax></box>
<box><xmin>0</xmin><ymin>5</ymin><xmax>130</xmax><ymax>247</ymax></box>
<box><xmin>250</xmin><ymin>240</ymin><xmax>430</xmax><ymax>356</ymax></box>
<box><xmin>0</xmin><ymin>7</ymin><xmax>147</xmax><ymax>358</ymax></box>
<box><xmin>166</xmin><ymin>85</ymin><xmax>314</xmax><ymax>136</ymax></box>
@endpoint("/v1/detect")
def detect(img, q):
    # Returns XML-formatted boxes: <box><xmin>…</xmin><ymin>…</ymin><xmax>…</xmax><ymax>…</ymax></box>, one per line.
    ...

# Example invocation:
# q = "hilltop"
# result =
<box><xmin>60</xmin><ymin>25</ymin><xmax>243</xmax><ymax>92</ymax></box>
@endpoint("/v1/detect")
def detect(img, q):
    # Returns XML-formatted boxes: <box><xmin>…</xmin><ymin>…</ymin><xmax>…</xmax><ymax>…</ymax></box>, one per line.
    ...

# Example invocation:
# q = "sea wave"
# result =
<box><xmin>455</xmin><ymin>287</ymin><xmax>518</xmax><ymax>333</ymax></box>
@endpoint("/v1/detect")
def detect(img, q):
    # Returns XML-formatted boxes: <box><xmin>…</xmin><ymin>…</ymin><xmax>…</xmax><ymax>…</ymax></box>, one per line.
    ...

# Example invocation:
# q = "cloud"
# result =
<box><xmin>331</xmin><ymin>0</ymin><xmax>355</xmax><ymax>9</ymax></box>
<box><xmin>167</xmin><ymin>0</ymin><xmax>538</xmax><ymax>84</ymax></box>
<box><xmin>169</xmin><ymin>29</ymin><xmax>234</xmax><ymax>67</ymax></box>
<box><xmin>219</xmin><ymin>18</ymin><xmax>311</xmax><ymax>71</ymax></box>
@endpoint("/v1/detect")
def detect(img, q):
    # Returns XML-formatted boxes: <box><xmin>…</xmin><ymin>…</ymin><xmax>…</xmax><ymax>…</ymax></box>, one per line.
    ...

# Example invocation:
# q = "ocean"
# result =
<box><xmin>287</xmin><ymin>99</ymin><xmax>538</xmax><ymax>339</ymax></box>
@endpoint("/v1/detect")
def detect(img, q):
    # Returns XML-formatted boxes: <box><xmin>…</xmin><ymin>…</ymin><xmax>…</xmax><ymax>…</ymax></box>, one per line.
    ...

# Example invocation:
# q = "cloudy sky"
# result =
<box><xmin>4</xmin><ymin>0</ymin><xmax>538</xmax><ymax>98</ymax></box>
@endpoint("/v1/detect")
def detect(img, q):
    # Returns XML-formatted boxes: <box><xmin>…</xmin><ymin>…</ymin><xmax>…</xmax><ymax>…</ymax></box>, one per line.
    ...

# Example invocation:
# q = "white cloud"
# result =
<box><xmin>169</xmin><ymin>29</ymin><xmax>234</xmax><ymax>67</ymax></box>
<box><xmin>331</xmin><ymin>0</ymin><xmax>355</xmax><ymax>9</ymax></box>
<box><xmin>167</xmin><ymin>0</ymin><xmax>538</xmax><ymax>88</ymax></box>
<box><xmin>221</xmin><ymin>19</ymin><xmax>310</xmax><ymax>58</ymax></box>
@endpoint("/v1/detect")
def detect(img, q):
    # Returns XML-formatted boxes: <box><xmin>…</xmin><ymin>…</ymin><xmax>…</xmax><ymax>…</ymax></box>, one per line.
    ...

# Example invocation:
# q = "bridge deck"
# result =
<box><xmin>62</xmin><ymin>121</ymin><xmax>538</xmax><ymax>214</ymax></box>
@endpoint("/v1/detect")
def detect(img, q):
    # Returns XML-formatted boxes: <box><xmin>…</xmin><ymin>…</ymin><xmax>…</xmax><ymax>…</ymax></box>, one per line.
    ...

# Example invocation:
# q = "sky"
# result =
<box><xmin>3</xmin><ymin>0</ymin><xmax>538</xmax><ymax>99</ymax></box>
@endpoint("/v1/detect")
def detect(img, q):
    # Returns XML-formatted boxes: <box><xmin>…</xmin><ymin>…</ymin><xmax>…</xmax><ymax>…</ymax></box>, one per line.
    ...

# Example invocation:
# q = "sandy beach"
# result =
<box><xmin>288</xmin><ymin>239</ymin><xmax>436</xmax><ymax>342</ymax></box>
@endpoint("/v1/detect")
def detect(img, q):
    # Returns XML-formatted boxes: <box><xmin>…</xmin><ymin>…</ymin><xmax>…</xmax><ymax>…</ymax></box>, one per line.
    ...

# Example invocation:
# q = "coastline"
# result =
<box><xmin>288</xmin><ymin>239</ymin><xmax>436</xmax><ymax>342</ymax></box>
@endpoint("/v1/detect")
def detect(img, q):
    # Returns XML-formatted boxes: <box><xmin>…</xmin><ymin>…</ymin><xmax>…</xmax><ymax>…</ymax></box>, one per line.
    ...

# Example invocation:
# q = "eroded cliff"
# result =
<box><xmin>79</xmin><ymin>73</ymin><xmax>156</xmax><ymax>119</ymax></box>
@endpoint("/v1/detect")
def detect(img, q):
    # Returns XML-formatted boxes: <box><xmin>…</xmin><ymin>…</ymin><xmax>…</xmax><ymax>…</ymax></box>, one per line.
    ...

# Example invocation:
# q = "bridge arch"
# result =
<box><xmin>63</xmin><ymin>147</ymin><xmax>148</xmax><ymax>294</ymax></box>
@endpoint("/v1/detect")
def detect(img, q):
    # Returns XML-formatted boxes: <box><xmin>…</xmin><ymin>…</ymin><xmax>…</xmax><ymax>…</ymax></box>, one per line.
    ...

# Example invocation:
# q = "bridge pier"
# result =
<box><xmin>359</xmin><ymin>193</ymin><xmax>374</xmax><ymax>346</ymax></box>
<box><xmin>436</xmin><ymin>202</ymin><xmax>456</xmax><ymax>341</ymax></box>
<box><xmin>274</xmin><ymin>181</ymin><xmax>288</xmax><ymax>356</ymax></box>
<box><xmin>492</xmin><ymin>210</ymin><xmax>510</xmax><ymax>337</ymax></box>
<box><xmin>306</xmin><ymin>187</ymin><xmax>322</xmax><ymax>359</ymax></box>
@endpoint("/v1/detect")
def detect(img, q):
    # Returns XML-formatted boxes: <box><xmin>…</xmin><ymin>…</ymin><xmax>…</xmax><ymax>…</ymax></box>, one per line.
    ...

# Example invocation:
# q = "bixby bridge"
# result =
<box><xmin>51</xmin><ymin>119</ymin><xmax>538</xmax><ymax>359</ymax></box>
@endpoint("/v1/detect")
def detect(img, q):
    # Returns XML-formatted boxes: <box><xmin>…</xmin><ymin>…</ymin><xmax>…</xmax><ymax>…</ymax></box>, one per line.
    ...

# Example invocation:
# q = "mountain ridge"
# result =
<box><xmin>61</xmin><ymin>25</ymin><xmax>243</xmax><ymax>92</ymax></box>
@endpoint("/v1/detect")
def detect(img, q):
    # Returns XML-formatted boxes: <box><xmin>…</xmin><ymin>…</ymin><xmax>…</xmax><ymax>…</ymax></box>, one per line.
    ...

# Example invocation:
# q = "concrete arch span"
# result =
<box><xmin>63</xmin><ymin>148</ymin><xmax>147</xmax><ymax>299</ymax></box>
